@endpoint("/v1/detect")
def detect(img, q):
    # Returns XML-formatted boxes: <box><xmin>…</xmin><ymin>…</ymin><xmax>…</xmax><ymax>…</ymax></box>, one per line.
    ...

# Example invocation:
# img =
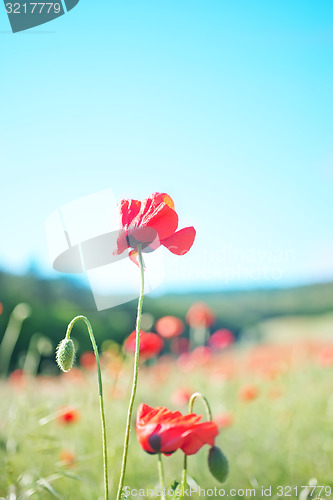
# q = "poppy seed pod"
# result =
<box><xmin>56</xmin><ymin>338</ymin><xmax>75</xmax><ymax>372</ymax></box>
<box><xmin>208</xmin><ymin>446</ymin><xmax>229</xmax><ymax>483</ymax></box>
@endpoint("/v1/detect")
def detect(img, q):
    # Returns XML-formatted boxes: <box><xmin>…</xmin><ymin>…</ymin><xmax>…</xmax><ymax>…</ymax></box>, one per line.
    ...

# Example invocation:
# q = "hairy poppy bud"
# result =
<box><xmin>208</xmin><ymin>446</ymin><xmax>229</xmax><ymax>483</ymax></box>
<box><xmin>56</xmin><ymin>338</ymin><xmax>75</xmax><ymax>372</ymax></box>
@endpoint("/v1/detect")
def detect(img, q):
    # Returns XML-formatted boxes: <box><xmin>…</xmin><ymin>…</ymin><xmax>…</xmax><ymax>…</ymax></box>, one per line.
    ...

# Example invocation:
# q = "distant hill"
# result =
<box><xmin>1</xmin><ymin>270</ymin><xmax>333</xmax><ymax>373</ymax></box>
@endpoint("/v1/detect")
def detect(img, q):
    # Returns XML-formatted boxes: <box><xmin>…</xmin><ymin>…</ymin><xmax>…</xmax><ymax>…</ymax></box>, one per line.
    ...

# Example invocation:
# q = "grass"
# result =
<box><xmin>1</xmin><ymin>339</ymin><xmax>333</xmax><ymax>499</ymax></box>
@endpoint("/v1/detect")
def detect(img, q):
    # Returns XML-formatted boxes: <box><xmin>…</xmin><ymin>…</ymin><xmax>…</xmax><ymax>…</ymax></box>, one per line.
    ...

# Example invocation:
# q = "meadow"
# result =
<box><xmin>1</xmin><ymin>271</ymin><xmax>333</xmax><ymax>499</ymax></box>
<box><xmin>1</xmin><ymin>328</ymin><xmax>333</xmax><ymax>499</ymax></box>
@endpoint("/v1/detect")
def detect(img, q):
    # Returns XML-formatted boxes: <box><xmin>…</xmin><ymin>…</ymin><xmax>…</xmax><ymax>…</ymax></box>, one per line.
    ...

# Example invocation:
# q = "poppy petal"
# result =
<box><xmin>129</xmin><ymin>249</ymin><xmax>139</xmax><ymax>267</ymax></box>
<box><xmin>119</xmin><ymin>199</ymin><xmax>141</xmax><ymax>228</ymax></box>
<box><xmin>181</xmin><ymin>422</ymin><xmax>219</xmax><ymax>455</ymax></box>
<box><xmin>151</xmin><ymin>193</ymin><xmax>175</xmax><ymax>211</ymax></box>
<box><xmin>162</xmin><ymin>227</ymin><xmax>196</xmax><ymax>255</ymax></box>
<box><xmin>114</xmin><ymin>230</ymin><xmax>129</xmax><ymax>255</ymax></box>
<box><xmin>143</xmin><ymin>203</ymin><xmax>179</xmax><ymax>241</ymax></box>
<box><xmin>125</xmin><ymin>331</ymin><xmax>162</xmax><ymax>359</ymax></box>
<box><xmin>136</xmin><ymin>404</ymin><xmax>219</xmax><ymax>456</ymax></box>
<box><xmin>137</xmin><ymin>403</ymin><xmax>156</xmax><ymax>422</ymax></box>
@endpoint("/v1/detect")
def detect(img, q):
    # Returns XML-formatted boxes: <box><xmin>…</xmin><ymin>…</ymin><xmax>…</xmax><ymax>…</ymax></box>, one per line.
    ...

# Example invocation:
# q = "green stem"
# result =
<box><xmin>0</xmin><ymin>303</ymin><xmax>30</xmax><ymax>377</ymax></box>
<box><xmin>23</xmin><ymin>332</ymin><xmax>40</xmax><ymax>376</ymax></box>
<box><xmin>188</xmin><ymin>392</ymin><xmax>213</xmax><ymax>420</ymax></box>
<box><xmin>158</xmin><ymin>453</ymin><xmax>166</xmax><ymax>500</ymax></box>
<box><xmin>66</xmin><ymin>315</ymin><xmax>108</xmax><ymax>500</ymax></box>
<box><xmin>116</xmin><ymin>245</ymin><xmax>145</xmax><ymax>500</ymax></box>
<box><xmin>179</xmin><ymin>455</ymin><xmax>187</xmax><ymax>499</ymax></box>
<box><xmin>179</xmin><ymin>393</ymin><xmax>213</xmax><ymax>498</ymax></box>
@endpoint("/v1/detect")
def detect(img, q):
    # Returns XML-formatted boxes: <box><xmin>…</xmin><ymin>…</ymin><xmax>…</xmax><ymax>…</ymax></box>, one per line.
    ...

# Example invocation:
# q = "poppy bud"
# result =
<box><xmin>56</xmin><ymin>338</ymin><xmax>75</xmax><ymax>372</ymax></box>
<box><xmin>208</xmin><ymin>446</ymin><xmax>229</xmax><ymax>483</ymax></box>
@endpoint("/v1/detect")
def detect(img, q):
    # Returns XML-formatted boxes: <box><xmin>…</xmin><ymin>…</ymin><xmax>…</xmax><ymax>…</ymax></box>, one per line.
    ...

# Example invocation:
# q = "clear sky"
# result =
<box><xmin>1</xmin><ymin>0</ymin><xmax>333</xmax><ymax>293</ymax></box>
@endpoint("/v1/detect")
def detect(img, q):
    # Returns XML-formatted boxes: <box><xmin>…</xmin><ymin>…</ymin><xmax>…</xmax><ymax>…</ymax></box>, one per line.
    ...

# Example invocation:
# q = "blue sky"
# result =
<box><xmin>1</xmin><ymin>0</ymin><xmax>333</xmax><ymax>292</ymax></box>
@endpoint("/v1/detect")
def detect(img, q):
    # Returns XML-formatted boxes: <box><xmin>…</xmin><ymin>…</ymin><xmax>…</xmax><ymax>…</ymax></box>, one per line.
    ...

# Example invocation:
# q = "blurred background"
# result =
<box><xmin>1</xmin><ymin>0</ymin><xmax>333</xmax><ymax>373</ymax></box>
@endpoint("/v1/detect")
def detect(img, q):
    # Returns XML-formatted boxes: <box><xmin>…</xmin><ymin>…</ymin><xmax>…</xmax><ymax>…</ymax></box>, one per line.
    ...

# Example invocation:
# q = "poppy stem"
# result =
<box><xmin>65</xmin><ymin>315</ymin><xmax>108</xmax><ymax>500</ymax></box>
<box><xmin>117</xmin><ymin>244</ymin><xmax>145</xmax><ymax>500</ymax></box>
<box><xmin>179</xmin><ymin>455</ymin><xmax>187</xmax><ymax>499</ymax></box>
<box><xmin>188</xmin><ymin>392</ymin><xmax>213</xmax><ymax>420</ymax></box>
<box><xmin>179</xmin><ymin>393</ymin><xmax>213</xmax><ymax>497</ymax></box>
<box><xmin>157</xmin><ymin>453</ymin><xmax>167</xmax><ymax>499</ymax></box>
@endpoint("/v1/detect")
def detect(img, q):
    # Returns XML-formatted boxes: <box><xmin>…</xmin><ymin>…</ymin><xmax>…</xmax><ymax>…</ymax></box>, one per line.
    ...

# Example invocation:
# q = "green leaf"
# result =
<box><xmin>36</xmin><ymin>478</ymin><xmax>61</xmax><ymax>498</ymax></box>
<box><xmin>58</xmin><ymin>470</ymin><xmax>84</xmax><ymax>482</ymax></box>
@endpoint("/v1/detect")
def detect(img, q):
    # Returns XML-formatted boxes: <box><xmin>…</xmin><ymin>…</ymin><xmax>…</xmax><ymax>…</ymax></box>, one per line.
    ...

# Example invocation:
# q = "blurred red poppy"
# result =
<box><xmin>238</xmin><ymin>384</ymin><xmax>258</xmax><ymax>402</ymax></box>
<box><xmin>59</xmin><ymin>450</ymin><xmax>76</xmax><ymax>466</ymax></box>
<box><xmin>0</xmin><ymin>302</ymin><xmax>3</xmax><ymax>315</ymax></box>
<box><xmin>9</xmin><ymin>369</ymin><xmax>26</xmax><ymax>388</ymax></box>
<box><xmin>80</xmin><ymin>351</ymin><xmax>97</xmax><ymax>370</ymax></box>
<box><xmin>318</xmin><ymin>346</ymin><xmax>333</xmax><ymax>367</ymax></box>
<box><xmin>115</xmin><ymin>192</ymin><xmax>196</xmax><ymax>265</ymax></box>
<box><xmin>136</xmin><ymin>403</ymin><xmax>219</xmax><ymax>456</ymax></box>
<box><xmin>215</xmin><ymin>412</ymin><xmax>234</xmax><ymax>428</ymax></box>
<box><xmin>177</xmin><ymin>352</ymin><xmax>195</xmax><ymax>372</ymax></box>
<box><xmin>170</xmin><ymin>337</ymin><xmax>190</xmax><ymax>355</ymax></box>
<box><xmin>171</xmin><ymin>387</ymin><xmax>192</xmax><ymax>406</ymax></box>
<box><xmin>186</xmin><ymin>302</ymin><xmax>215</xmax><ymax>328</ymax></box>
<box><xmin>57</xmin><ymin>407</ymin><xmax>80</xmax><ymax>425</ymax></box>
<box><xmin>208</xmin><ymin>329</ymin><xmax>235</xmax><ymax>350</ymax></box>
<box><xmin>191</xmin><ymin>346</ymin><xmax>212</xmax><ymax>364</ymax></box>
<box><xmin>155</xmin><ymin>316</ymin><xmax>184</xmax><ymax>339</ymax></box>
<box><xmin>124</xmin><ymin>331</ymin><xmax>164</xmax><ymax>360</ymax></box>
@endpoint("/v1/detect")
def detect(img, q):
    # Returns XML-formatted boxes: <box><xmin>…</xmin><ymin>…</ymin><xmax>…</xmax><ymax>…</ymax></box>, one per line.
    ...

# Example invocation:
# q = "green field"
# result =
<box><xmin>1</xmin><ymin>272</ymin><xmax>333</xmax><ymax>499</ymax></box>
<box><xmin>1</xmin><ymin>335</ymin><xmax>333</xmax><ymax>499</ymax></box>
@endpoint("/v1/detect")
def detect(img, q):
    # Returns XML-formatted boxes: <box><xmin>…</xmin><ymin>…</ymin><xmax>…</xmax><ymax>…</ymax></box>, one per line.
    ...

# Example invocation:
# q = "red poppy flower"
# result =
<box><xmin>80</xmin><ymin>351</ymin><xmax>97</xmax><ymax>370</ymax></box>
<box><xmin>171</xmin><ymin>387</ymin><xmax>192</xmax><ymax>406</ymax></box>
<box><xmin>238</xmin><ymin>384</ymin><xmax>258</xmax><ymax>402</ymax></box>
<box><xmin>9</xmin><ymin>369</ymin><xmax>26</xmax><ymax>388</ymax></box>
<box><xmin>124</xmin><ymin>331</ymin><xmax>164</xmax><ymax>360</ymax></box>
<box><xmin>136</xmin><ymin>403</ymin><xmax>219</xmax><ymax>456</ymax></box>
<box><xmin>155</xmin><ymin>316</ymin><xmax>185</xmax><ymax>339</ymax></box>
<box><xmin>208</xmin><ymin>329</ymin><xmax>235</xmax><ymax>350</ymax></box>
<box><xmin>318</xmin><ymin>346</ymin><xmax>333</xmax><ymax>367</ymax></box>
<box><xmin>115</xmin><ymin>192</ymin><xmax>196</xmax><ymax>265</ymax></box>
<box><xmin>59</xmin><ymin>449</ymin><xmax>76</xmax><ymax>466</ymax></box>
<box><xmin>186</xmin><ymin>302</ymin><xmax>215</xmax><ymax>328</ymax></box>
<box><xmin>170</xmin><ymin>337</ymin><xmax>190</xmax><ymax>355</ymax></box>
<box><xmin>191</xmin><ymin>346</ymin><xmax>212</xmax><ymax>364</ymax></box>
<box><xmin>215</xmin><ymin>412</ymin><xmax>234</xmax><ymax>428</ymax></box>
<box><xmin>57</xmin><ymin>407</ymin><xmax>80</xmax><ymax>425</ymax></box>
